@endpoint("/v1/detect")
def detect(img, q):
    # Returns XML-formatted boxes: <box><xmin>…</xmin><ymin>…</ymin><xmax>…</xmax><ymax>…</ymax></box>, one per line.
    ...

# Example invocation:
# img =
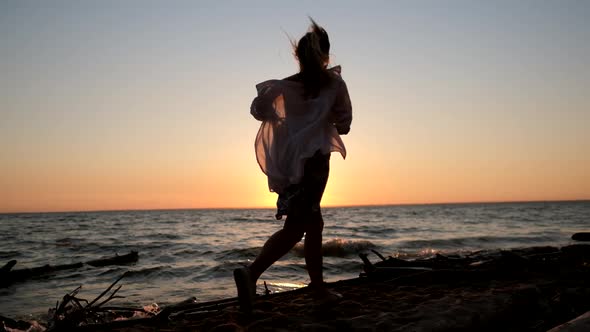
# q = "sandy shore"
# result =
<box><xmin>107</xmin><ymin>245</ymin><xmax>590</xmax><ymax>331</ymax></box>
<box><xmin>2</xmin><ymin>244</ymin><xmax>589</xmax><ymax>331</ymax></box>
<box><xmin>161</xmin><ymin>270</ymin><xmax>589</xmax><ymax>331</ymax></box>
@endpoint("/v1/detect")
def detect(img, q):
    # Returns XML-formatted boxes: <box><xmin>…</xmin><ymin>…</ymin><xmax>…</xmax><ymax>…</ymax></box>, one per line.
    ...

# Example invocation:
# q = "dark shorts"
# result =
<box><xmin>275</xmin><ymin>151</ymin><xmax>330</xmax><ymax>224</ymax></box>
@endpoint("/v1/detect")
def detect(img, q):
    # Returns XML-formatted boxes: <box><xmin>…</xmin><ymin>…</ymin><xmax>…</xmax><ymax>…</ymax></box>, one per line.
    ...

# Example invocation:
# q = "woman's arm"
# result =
<box><xmin>331</xmin><ymin>80</ymin><xmax>352</xmax><ymax>135</ymax></box>
<box><xmin>250</xmin><ymin>81</ymin><xmax>281</xmax><ymax>121</ymax></box>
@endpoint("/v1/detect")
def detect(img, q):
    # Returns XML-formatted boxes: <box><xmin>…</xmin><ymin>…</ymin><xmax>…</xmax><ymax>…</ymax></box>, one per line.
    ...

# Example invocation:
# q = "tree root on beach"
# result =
<box><xmin>46</xmin><ymin>272</ymin><xmax>138</xmax><ymax>331</ymax></box>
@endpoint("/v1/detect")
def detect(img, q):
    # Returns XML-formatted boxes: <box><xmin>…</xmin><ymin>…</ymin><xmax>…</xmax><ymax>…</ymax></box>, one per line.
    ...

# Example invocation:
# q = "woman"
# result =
<box><xmin>234</xmin><ymin>18</ymin><xmax>352</xmax><ymax>312</ymax></box>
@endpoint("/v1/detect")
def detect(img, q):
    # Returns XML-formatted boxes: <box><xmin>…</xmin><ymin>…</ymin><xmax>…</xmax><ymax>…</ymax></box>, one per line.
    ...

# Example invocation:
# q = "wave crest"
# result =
<box><xmin>292</xmin><ymin>238</ymin><xmax>376</xmax><ymax>257</ymax></box>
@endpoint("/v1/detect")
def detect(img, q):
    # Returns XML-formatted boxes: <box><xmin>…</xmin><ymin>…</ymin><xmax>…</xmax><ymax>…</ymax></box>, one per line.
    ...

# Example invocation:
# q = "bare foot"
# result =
<box><xmin>309</xmin><ymin>282</ymin><xmax>342</xmax><ymax>306</ymax></box>
<box><xmin>233</xmin><ymin>267</ymin><xmax>256</xmax><ymax>313</ymax></box>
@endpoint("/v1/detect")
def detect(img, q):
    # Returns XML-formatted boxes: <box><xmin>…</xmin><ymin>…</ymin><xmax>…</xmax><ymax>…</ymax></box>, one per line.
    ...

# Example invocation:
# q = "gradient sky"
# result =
<box><xmin>1</xmin><ymin>1</ymin><xmax>589</xmax><ymax>213</ymax></box>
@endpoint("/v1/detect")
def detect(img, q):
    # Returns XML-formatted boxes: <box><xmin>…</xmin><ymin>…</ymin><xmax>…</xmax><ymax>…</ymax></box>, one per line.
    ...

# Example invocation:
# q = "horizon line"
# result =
<box><xmin>1</xmin><ymin>198</ymin><xmax>588</xmax><ymax>215</ymax></box>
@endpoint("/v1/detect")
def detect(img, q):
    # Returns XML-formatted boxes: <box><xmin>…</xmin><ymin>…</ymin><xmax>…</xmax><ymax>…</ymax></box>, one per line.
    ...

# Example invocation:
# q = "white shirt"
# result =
<box><xmin>250</xmin><ymin>66</ymin><xmax>352</xmax><ymax>193</ymax></box>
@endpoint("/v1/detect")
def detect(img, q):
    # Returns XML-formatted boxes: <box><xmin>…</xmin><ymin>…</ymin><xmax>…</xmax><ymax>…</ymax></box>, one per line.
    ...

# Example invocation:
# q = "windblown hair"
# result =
<box><xmin>292</xmin><ymin>18</ymin><xmax>331</xmax><ymax>98</ymax></box>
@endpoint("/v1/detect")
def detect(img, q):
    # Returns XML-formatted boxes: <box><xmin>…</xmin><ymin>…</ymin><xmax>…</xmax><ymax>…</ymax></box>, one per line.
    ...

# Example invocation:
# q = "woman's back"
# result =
<box><xmin>251</xmin><ymin>66</ymin><xmax>352</xmax><ymax>194</ymax></box>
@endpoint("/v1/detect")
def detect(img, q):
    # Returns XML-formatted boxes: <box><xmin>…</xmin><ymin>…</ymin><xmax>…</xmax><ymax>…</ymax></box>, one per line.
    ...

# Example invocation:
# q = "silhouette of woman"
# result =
<box><xmin>234</xmin><ymin>18</ymin><xmax>352</xmax><ymax>312</ymax></box>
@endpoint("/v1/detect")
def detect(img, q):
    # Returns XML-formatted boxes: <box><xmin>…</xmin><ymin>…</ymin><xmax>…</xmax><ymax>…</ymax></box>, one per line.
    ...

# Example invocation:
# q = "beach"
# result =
<box><xmin>3</xmin><ymin>242</ymin><xmax>589</xmax><ymax>331</ymax></box>
<box><xmin>146</xmin><ymin>244</ymin><xmax>590</xmax><ymax>331</ymax></box>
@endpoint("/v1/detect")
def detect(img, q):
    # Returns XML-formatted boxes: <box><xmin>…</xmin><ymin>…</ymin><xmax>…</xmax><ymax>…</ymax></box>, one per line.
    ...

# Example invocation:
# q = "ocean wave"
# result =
<box><xmin>120</xmin><ymin>265</ymin><xmax>194</xmax><ymax>280</ymax></box>
<box><xmin>323</xmin><ymin>260</ymin><xmax>364</xmax><ymax>274</ymax></box>
<box><xmin>0</xmin><ymin>250</ymin><xmax>22</xmax><ymax>259</ymax></box>
<box><xmin>292</xmin><ymin>238</ymin><xmax>376</xmax><ymax>257</ymax></box>
<box><xmin>55</xmin><ymin>237</ymin><xmax>85</xmax><ymax>247</ymax></box>
<box><xmin>215</xmin><ymin>247</ymin><xmax>260</xmax><ymax>261</ymax></box>
<box><xmin>99</xmin><ymin>265</ymin><xmax>200</xmax><ymax>281</ymax></box>
<box><xmin>124</xmin><ymin>266</ymin><xmax>168</xmax><ymax>279</ymax></box>
<box><xmin>230</xmin><ymin>217</ymin><xmax>273</xmax><ymax>223</ymax></box>
<box><xmin>195</xmin><ymin>262</ymin><xmax>245</xmax><ymax>280</ymax></box>
<box><xmin>173</xmin><ymin>248</ymin><xmax>212</xmax><ymax>257</ymax></box>
<box><xmin>73</xmin><ymin>243</ymin><xmax>142</xmax><ymax>255</ymax></box>
<box><xmin>144</xmin><ymin>233</ymin><xmax>185</xmax><ymax>241</ymax></box>
<box><xmin>52</xmin><ymin>272</ymin><xmax>84</xmax><ymax>281</ymax></box>
<box><xmin>98</xmin><ymin>267</ymin><xmax>126</xmax><ymax>276</ymax></box>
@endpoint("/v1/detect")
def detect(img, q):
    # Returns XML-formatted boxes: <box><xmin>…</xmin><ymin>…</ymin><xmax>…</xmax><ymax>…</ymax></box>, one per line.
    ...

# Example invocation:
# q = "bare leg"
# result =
<box><xmin>304</xmin><ymin>213</ymin><xmax>324</xmax><ymax>285</ymax></box>
<box><xmin>248</xmin><ymin>226</ymin><xmax>304</xmax><ymax>282</ymax></box>
<box><xmin>304</xmin><ymin>213</ymin><xmax>340</xmax><ymax>303</ymax></box>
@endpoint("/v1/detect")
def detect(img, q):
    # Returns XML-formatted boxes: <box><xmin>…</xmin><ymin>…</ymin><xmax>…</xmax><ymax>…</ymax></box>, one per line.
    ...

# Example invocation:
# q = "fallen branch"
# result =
<box><xmin>47</xmin><ymin>272</ymin><xmax>151</xmax><ymax>332</ymax></box>
<box><xmin>86</xmin><ymin>272</ymin><xmax>127</xmax><ymax>308</ymax></box>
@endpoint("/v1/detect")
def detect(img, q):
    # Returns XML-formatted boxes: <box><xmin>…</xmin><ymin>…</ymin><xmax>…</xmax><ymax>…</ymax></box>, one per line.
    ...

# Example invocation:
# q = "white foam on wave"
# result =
<box><xmin>292</xmin><ymin>237</ymin><xmax>376</xmax><ymax>257</ymax></box>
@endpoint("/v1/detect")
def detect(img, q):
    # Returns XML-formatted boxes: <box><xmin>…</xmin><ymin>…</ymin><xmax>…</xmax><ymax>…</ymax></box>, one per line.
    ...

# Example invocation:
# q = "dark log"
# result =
<box><xmin>561</xmin><ymin>244</ymin><xmax>590</xmax><ymax>263</ymax></box>
<box><xmin>572</xmin><ymin>232</ymin><xmax>590</xmax><ymax>242</ymax></box>
<box><xmin>0</xmin><ymin>260</ymin><xmax>17</xmax><ymax>287</ymax></box>
<box><xmin>375</xmin><ymin>256</ymin><xmax>427</xmax><ymax>268</ymax></box>
<box><xmin>358</xmin><ymin>253</ymin><xmax>375</xmax><ymax>273</ymax></box>
<box><xmin>0</xmin><ymin>252</ymin><xmax>138</xmax><ymax>287</ymax></box>
<box><xmin>91</xmin><ymin>306</ymin><xmax>147</xmax><ymax>313</ymax></box>
<box><xmin>0</xmin><ymin>260</ymin><xmax>17</xmax><ymax>274</ymax></box>
<box><xmin>370</xmin><ymin>249</ymin><xmax>386</xmax><ymax>261</ymax></box>
<box><xmin>547</xmin><ymin>310</ymin><xmax>590</xmax><ymax>332</ymax></box>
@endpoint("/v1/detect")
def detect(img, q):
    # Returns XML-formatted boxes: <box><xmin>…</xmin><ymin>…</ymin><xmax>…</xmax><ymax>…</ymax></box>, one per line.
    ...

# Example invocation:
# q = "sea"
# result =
<box><xmin>0</xmin><ymin>201</ymin><xmax>588</xmax><ymax>319</ymax></box>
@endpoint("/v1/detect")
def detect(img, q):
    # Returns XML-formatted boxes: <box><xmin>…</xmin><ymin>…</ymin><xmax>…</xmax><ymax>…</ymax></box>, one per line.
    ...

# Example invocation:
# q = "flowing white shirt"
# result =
<box><xmin>250</xmin><ymin>66</ymin><xmax>352</xmax><ymax>194</ymax></box>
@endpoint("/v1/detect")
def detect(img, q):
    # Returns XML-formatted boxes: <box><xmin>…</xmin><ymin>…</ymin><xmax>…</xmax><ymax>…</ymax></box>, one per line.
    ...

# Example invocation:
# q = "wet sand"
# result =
<box><xmin>161</xmin><ymin>271</ymin><xmax>589</xmax><ymax>331</ymax></box>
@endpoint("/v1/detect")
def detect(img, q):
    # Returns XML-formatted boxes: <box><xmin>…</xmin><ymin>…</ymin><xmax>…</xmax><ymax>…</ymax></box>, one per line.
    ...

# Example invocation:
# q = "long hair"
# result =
<box><xmin>292</xmin><ymin>18</ymin><xmax>331</xmax><ymax>98</ymax></box>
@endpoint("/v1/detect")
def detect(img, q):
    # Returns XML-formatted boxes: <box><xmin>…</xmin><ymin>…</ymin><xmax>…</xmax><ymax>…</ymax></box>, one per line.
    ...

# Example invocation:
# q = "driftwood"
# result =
<box><xmin>547</xmin><ymin>311</ymin><xmax>590</xmax><ymax>332</ymax></box>
<box><xmin>359</xmin><ymin>244</ymin><xmax>590</xmax><ymax>281</ymax></box>
<box><xmin>47</xmin><ymin>277</ymin><xmax>344</xmax><ymax>331</ymax></box>
<box><xmin>46</xmin><ymin>272</ymin><xmax>137</xmax><ymax>331</ymax></box>
<box><xmin>572</xmin><ymin>232</ymin><xmax>590</xmax><ymax>242</ymax></box>
<box><xmin>0</xmin><ymin>314</ymin><xmax>32</xmax><ymax>331</ymax></box>
<box><xmin>0</xmin><ymin>251</ymin><xmax>138</xmax><ymax>287</ymax></box>
<box><xmin>0</xmin><ymin>260</ymin><xmax>17</xmax><ymax>274</ymax></box>
<box><xmin>38</xmin><ymin>276</ymin><xmax>241</xmax><ymax>331</ymax></box>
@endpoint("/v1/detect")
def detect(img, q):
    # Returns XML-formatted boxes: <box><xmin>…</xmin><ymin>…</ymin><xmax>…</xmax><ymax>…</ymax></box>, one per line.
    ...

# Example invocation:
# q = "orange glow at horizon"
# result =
<box><xmin>1</xmin><ymin>145</ymin><xmax>588</xmax><ymax>213</ymax></box>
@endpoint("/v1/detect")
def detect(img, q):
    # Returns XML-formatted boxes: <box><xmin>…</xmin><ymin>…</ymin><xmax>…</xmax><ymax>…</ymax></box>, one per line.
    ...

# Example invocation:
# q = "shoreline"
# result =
<box><xmin>3</xmin><ymin>242</ymin><xmax>589</xmax><ymax>331</ymax></box>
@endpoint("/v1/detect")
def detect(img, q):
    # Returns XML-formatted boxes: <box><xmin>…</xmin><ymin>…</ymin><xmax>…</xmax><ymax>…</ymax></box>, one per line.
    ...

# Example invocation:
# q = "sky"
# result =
<box><xmin>1</xmin><ymin>1</ymin><xmax>589</xmax><ymax>213</ymax></box>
